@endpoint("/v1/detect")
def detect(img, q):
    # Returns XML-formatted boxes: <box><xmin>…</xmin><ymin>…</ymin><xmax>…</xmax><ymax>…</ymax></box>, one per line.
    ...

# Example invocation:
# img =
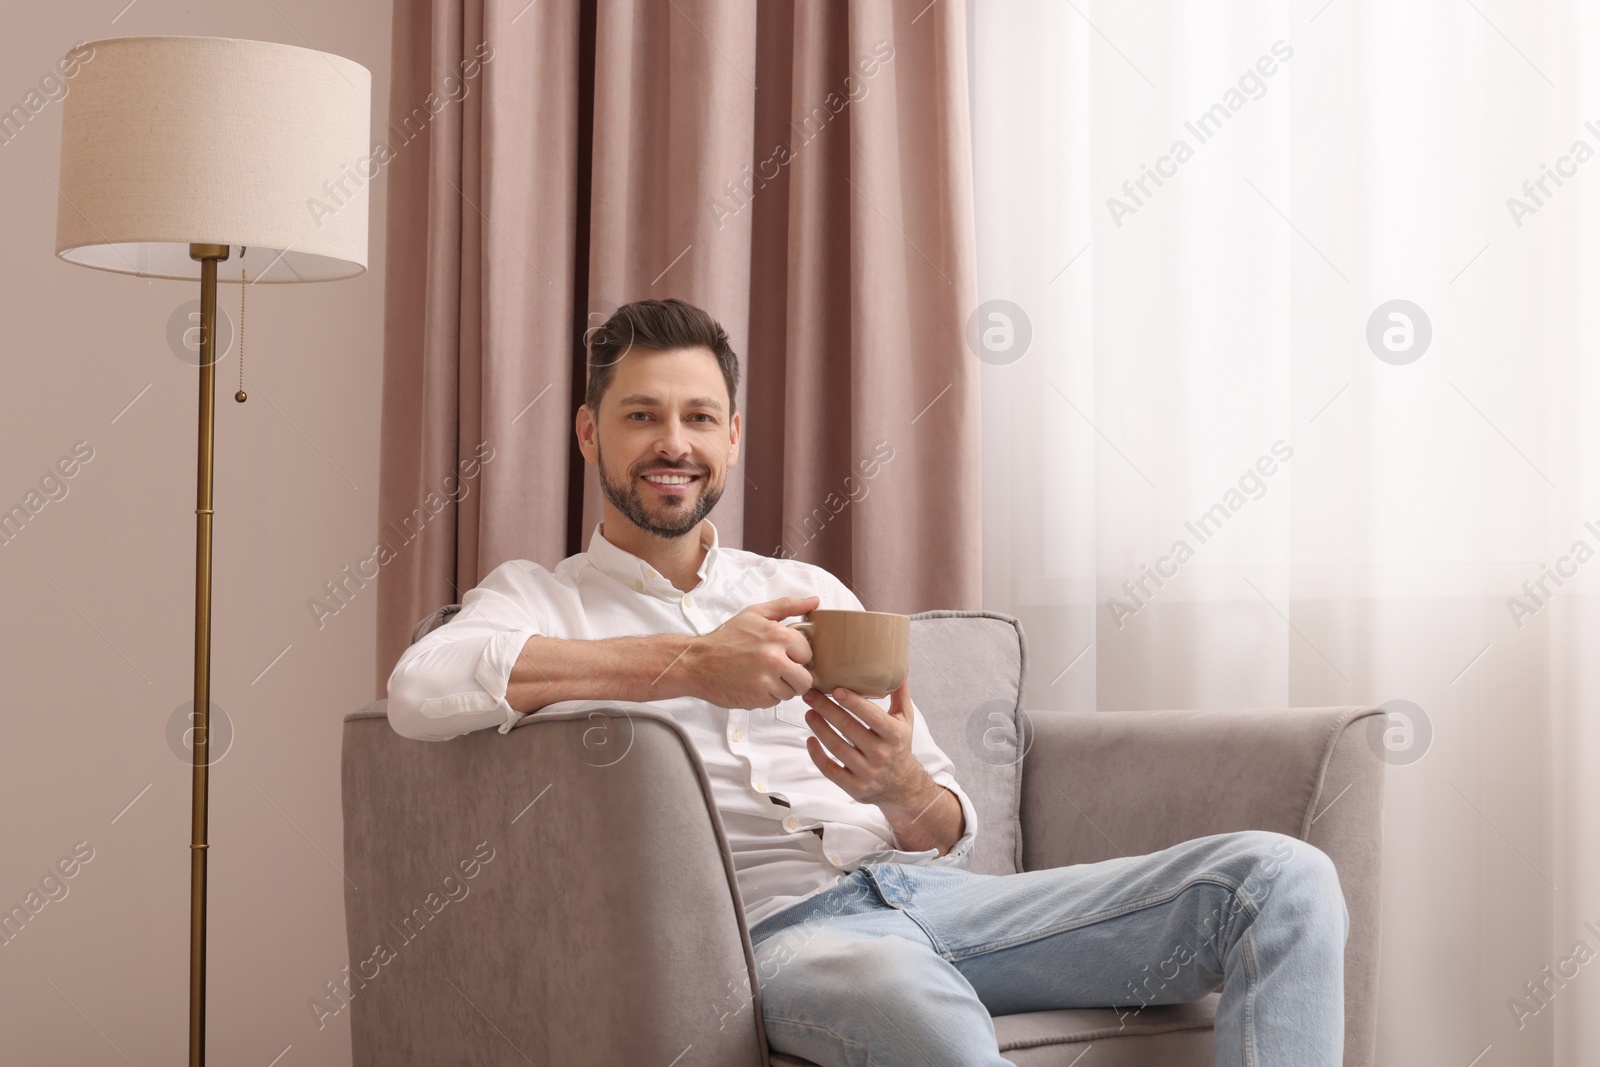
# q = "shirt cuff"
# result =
<box><xmin>472</xmin><ymin>625</ymin><xmax>541</xmax><ymax>735</ymax></box>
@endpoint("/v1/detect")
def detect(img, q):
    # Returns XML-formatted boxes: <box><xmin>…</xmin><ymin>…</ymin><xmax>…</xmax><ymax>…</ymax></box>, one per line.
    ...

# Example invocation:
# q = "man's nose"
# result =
<box><xmin>655</xmin><ymin>417</ymin><xmax>692</xmax><ymax>459</ymax></box>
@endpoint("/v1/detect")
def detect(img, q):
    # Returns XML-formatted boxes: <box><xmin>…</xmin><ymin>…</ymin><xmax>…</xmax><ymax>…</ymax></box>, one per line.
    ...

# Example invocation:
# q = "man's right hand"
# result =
<box><xmin>680</xmin><ymin>595</ymin><xmax>819</xmax><ymax>709</ymax></box>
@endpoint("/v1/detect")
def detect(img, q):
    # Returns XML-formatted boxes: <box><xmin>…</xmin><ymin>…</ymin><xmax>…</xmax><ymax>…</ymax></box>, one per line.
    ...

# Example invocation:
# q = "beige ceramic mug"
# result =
<box><xmin>785</xmin><ymin>609</ymin><xmax>911</xmax><ymax>698</ymax></box>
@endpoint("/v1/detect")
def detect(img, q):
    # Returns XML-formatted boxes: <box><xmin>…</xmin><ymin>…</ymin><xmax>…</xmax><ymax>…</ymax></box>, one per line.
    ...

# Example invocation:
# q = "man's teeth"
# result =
<box><xmin>644</xmin><ymin>474</ymin><xmax>696</xmax><ymax>484</ymax></box>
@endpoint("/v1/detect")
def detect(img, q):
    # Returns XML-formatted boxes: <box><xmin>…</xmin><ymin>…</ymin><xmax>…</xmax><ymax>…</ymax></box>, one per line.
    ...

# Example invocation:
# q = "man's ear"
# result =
<box><xmin>726</xmin><ymin>410</ymin><xmax>741</xmax><ymax>467</ymax></box>
<box><xmin>575</xmin><ymin>404</ymin><xmax>598</xmax><ymax>462</ymax></box>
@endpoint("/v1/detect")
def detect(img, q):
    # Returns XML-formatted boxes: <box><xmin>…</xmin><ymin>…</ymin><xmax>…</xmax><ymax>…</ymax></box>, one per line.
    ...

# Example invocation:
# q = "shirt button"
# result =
<box><xmin>828</xmin><ymin>854</ymin><xmax>841</xmax><ymax>865</ymax></box>
<box><xmin>731</xmin><ymin>730</ymin><xmax>744</xmax><ymax>742</ymax></box>
<box><xmin>634</xmin><ymin>580</ymin><xmax>644</xmax><ymax>591</ymax></box>
<box><xmin>784</xmin><ymin>816</ymin><xmax>798</xmax><ymax>830</ymax></box>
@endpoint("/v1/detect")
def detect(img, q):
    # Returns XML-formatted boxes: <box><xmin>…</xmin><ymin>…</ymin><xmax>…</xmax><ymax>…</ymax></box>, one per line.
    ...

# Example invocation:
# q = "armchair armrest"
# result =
<box><xmin>1019</xmin><ymin>705</ymin><xmax>1386</xmax><ymax>1067</ymax></box>
<box><xmin>341</xmin><ymin>700</ymin><xmax>771</xmax><ymax>1066</ymax></box>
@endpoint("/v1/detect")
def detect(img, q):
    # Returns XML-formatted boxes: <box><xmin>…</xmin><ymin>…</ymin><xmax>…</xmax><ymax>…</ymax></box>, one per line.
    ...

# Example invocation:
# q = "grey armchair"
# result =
<box><xmin>341</xmin><ymin>609</ymin><xmax>1385</xmax><ymax>1066</ymax></box>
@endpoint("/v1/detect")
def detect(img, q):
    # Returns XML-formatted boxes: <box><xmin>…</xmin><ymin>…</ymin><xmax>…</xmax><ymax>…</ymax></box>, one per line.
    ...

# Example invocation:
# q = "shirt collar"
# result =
<box><xmin>587</xmin><ymin>518</ymin><xmax>721</xmax><ymax>598</ymax></box>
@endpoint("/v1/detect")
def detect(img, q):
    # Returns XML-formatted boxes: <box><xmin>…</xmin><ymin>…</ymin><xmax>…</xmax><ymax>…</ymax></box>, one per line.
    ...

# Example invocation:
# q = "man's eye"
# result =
<box><xmin>628</xmin><ymin>412</ymin><xmax>713</xmax><ymax>422</ymax></box>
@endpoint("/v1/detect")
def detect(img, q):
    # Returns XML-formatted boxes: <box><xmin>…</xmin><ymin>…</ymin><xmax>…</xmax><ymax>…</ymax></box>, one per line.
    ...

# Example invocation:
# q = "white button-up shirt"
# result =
<box><xmin>386</xmin><ymin>519</ymin><xmax>978</xmax><ymax>927</ymax></box>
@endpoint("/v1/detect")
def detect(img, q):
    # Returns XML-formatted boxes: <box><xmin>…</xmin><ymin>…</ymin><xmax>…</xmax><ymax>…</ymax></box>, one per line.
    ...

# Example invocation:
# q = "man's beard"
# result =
<box><xmin>596</xmin><ymin>441</ymin><xmax>724</xmax><ymax>539</ymax></box>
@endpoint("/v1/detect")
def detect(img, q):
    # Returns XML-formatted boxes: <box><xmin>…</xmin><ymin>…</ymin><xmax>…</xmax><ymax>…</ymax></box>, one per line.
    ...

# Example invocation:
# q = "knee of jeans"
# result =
<box><xmin>1304</xmin><ymin>844</ymin><xmax>1352</xmax><ymax>944</ymax></box>
<box><xmin>1230</xmin><ymin>832</ymin><xmax>1316</xmax><ymax>890</ymax></box>
<box><xmin>1247</xmin><ymin>835</ymin><xmax>1346</xmax><ymax>930</ymax></box>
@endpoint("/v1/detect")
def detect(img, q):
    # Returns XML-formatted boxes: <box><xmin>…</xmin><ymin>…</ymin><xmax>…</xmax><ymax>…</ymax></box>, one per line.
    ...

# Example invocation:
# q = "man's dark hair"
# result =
<box><xmin>585</xmin><ymin>298</ymin><xmax>741</xmax><ymax>419</ymax></box>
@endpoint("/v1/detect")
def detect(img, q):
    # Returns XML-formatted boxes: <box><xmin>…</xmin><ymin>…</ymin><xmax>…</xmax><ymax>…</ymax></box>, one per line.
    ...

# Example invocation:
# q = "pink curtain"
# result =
<box><xmin>376</xmin><ymin>0</ymin><xmax>981</xmax><ymax>690</ymax></box>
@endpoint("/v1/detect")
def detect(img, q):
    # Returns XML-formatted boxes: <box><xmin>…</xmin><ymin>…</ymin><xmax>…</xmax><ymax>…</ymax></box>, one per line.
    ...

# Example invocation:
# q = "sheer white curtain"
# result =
<box><xmin>971</xmin><ymin>2</ymin><xmax>1599</xmax><ymax>1065</ymax></box>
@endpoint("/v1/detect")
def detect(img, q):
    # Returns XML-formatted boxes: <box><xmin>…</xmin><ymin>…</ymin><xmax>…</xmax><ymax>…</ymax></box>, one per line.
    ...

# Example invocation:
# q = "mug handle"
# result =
<box><xmin>785</xmin><ymin>620</ymin><xmax>814</xmax><ymax>637</ymax></box>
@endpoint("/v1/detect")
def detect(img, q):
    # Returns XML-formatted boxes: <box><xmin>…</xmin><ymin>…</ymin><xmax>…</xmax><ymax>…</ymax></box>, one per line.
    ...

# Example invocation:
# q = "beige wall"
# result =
<box><xmin>1</xmin><ymin>3</ymin><xmax>390</xmax><ymax>1063</ymax></box>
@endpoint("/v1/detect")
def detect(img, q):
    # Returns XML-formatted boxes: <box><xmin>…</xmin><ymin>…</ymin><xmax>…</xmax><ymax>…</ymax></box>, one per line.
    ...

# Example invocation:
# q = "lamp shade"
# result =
<box><xmin>54</xmin><ymin>35</ymin><xmax>370</xmax><ymax>283</ymax></box>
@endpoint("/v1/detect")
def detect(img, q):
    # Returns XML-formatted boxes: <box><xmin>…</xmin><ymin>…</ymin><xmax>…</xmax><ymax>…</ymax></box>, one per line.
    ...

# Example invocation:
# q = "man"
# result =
<box><xmin>387</xmin><ymin>298</ymin><xmax>1350</xmax><ymax>1066</ymax></box>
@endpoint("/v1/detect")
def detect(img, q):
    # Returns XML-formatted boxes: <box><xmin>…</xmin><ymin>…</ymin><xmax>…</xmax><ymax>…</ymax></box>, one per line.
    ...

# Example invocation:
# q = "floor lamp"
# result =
<box><xmin>53</xmin><ymin>36</ymin><xmax>371</xmax><ymax>1067</ymax></box>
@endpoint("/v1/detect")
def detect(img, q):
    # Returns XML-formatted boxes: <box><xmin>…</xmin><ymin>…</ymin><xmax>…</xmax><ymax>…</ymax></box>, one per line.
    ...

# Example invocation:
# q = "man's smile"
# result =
<box><xmin>641</xmin><ymin>470</ymin><xmax>703</xmax><ymax>495</ymax></box>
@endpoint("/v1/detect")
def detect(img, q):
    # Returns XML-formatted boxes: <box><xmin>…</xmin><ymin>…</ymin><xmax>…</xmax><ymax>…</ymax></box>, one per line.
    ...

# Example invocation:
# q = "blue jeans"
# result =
<box><xmin>746</xmin><ymin>830</ymin><xmax>1349</xmax><ymax>1067</ymax></box>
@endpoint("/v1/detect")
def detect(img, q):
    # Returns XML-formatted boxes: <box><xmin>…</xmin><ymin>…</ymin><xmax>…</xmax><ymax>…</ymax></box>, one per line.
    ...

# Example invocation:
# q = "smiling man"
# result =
<box><xmin>386</xmin><ymin>297</ymin><xmax>1351</xmax><ymax>1067</ymax></box>
<box><xmin>388</xmin><ymin>296</ymin><xmax>974</xmax><ymax>906</ymax></box>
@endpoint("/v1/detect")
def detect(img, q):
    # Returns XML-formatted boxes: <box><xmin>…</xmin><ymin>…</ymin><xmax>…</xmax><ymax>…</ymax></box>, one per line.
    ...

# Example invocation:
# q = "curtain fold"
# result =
<box><xmin>377</xmin><ymin>0</ymin><xmax>981</xmax><ymax>689</ymax></box>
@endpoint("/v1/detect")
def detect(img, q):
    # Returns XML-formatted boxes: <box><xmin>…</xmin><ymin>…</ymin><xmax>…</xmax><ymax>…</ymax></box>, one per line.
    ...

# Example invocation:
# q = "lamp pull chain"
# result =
<box><xmin>234</xmin><ymin>253</ymin><xmax>247</xmax><ymax>403</ymax></box>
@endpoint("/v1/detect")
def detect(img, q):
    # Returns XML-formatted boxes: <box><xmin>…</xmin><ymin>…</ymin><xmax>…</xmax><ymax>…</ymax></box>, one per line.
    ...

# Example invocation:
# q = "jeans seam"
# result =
<box><xmin>1219</xmin><ymin>882</ymin><xmax>1263</xmax><ymax>952</ymax></box>
<box><xmin>895</xmin><ymin>904</ymin><xmax>955</xmax><ymax>961</ymax></box>
<box><xmin>943</xmin><ymin>873</ymin><xmax>1251</xmax><ymax>961</ymax></box>
<box><xmin>762</xmin><ymin>1011</ymin><xmax>875</xmax><ymax>1065</ymax></box>
<box><xmin>1240</xmin><ymin>928</ymin><xmax>1260</xmax><ymax>1067</ymax></box>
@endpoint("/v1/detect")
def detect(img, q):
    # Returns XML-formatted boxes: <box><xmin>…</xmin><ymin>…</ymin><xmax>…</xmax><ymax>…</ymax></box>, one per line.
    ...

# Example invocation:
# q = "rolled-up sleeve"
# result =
<box><xmin>386</xmin><ymin>563</ymin><xmax>547</xmax><ymax>741</ymax></box>
<box><xmin>924</xmin><ymin>769</ymin><xmax>978</xmax><ymax>868</ymax></box>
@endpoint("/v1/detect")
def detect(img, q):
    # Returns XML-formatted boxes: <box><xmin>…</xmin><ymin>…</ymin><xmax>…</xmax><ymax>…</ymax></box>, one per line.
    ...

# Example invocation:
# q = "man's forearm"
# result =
<box><xmin>505</xmin><ymin>632</ymin><xmax>698</xmax><ymax>714</ymax></box>
<box><xmin>881</xmin><ymin>778</ymin><xmax>964</xmax><ymax>857</ymax></box>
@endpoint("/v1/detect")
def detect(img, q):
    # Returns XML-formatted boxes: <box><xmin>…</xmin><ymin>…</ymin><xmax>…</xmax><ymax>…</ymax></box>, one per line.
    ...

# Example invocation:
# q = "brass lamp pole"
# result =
<box><xmin>188</xmin><ymin>242</ymin><xmax>229</xmax><ymax>1062</ymax></box>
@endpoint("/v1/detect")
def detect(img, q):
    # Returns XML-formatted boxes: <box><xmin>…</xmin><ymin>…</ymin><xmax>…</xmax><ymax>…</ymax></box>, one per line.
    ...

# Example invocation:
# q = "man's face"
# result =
<box><xmin>578</xmin><ymin>345</ymin><xmax>741</xmax><ymax>540</ymax></box>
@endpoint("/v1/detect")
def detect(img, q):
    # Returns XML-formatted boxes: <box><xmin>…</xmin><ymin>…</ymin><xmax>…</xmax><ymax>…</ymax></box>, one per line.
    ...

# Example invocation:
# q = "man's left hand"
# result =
<box><xmin>800</xmin><ymin>677</ymin><xmax>933</xmax><ymax>812</ymax></box>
